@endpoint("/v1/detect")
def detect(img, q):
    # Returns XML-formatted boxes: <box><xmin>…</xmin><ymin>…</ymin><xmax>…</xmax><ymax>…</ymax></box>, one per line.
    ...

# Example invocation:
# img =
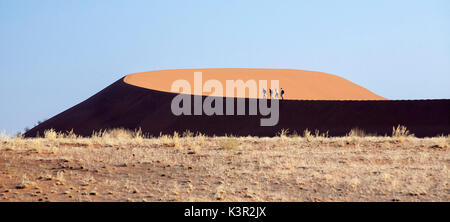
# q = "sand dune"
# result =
<box><xmin>24</xmin><ymin>69</ymin><xmax>449</xmax><ymax>138</ymax></box>
<box><xmin>124</xmin><ymin>68</ymin><xmax>386</xmax><ymax>100</ymax></box>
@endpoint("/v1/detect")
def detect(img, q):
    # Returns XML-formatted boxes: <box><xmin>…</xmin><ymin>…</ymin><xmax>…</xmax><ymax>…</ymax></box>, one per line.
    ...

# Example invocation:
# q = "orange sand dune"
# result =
<box><xmin>25</xmin><ymin>73</ymin><xmax>448</xmax><ymax>138</ymax></box>
<box><xmin>124</xmin><ymin>68</ymin><xmax>386</xmax><ymax>100</ymax></box>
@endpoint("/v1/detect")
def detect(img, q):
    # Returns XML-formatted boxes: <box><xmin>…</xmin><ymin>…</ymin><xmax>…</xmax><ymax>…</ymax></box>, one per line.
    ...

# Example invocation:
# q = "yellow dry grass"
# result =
<box><xmin>0</xmin><ymin>127</ymin><xmax>448</xmax><ymax>202</ymax></box>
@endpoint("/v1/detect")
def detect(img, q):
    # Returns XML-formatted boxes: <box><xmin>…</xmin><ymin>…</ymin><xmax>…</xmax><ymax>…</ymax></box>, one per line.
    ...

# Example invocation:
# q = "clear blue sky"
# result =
<box><xmin>1</xmin><ymin>0</ymin><xmax>449</xmax><ymax>134</ymax></box>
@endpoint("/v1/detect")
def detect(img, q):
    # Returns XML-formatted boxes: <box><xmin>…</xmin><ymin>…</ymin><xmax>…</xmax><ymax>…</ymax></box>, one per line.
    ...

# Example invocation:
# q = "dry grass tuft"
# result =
<box><xmin>195</xmin><ymin>133</ymin><xmax>206</xmax><ymax>146</ymax></box>
<box><xmin>302</xmin><ymin>129</ymin><xmax>329</xmax><ymax>141</ymax></box>
<box><xmin>278</xmin><ymin>129</ymin><xmax>290</xmax><ymax>137</ymax></box>
<box><xmin>431</xmin><ymin>135</ymin><xmax>450</xmax><ymax>149</ymax></box>
<box><xmin>182</xmin><ymin>130</ymin><xmax>194</xmax><ymax>138</ymax></box>
<box><xmin>392</xmin><ymin>125</ymin><xmax>414</xmax><ymax>143</ymax></box>
<box><xmin>44</xmin><ymin>129</ymin><xmax>58</xmax><ymax>140</ymax></box>
<box><xmin>173</xmin><ymin>131</ymin><xmax>182</xmax><ymax>150</ymax></box>
<box><xmin>219</xmin><ymin>136</ymin><xmax>240</xmax><ymax>150</ymax></box>
<box><xmin>303</xmin><ymin>129</ymin><xmax>313</xmax><ymax>142</ymax></box>
<box><xmin>347</xmin><ymin>128</ymin><xmax>366</xmax><ymax>137</ymax></box>
<box><xmin>192</xmin><ymin>145</ymin><xmax>201</xmax><ymax>154</ymax></box>
<box><xmin>102</xmin><ymin>128</ymin><xmax>134</xmax><ymax>140</ymax></box>
<box><xmin>314</xmin><ymin>129</ymin><xmax>329</xmax><ymax>138</ymax></box>
<box><xmin>16</xmin><ymin>174</ymin><xmax>35</xmax><ymax>189</ymax></box>
<box><xmin>392</xmin><ymin>125</ymin><xmax>414</xmax><ymax>137</ymax></box>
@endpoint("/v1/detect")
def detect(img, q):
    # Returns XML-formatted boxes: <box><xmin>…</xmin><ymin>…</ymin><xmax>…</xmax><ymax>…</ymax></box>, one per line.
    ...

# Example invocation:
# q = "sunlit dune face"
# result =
<box><xmin>124</xmin><ymin>68</ymin><xmax>386</xmax><ymax>100</ymax></box>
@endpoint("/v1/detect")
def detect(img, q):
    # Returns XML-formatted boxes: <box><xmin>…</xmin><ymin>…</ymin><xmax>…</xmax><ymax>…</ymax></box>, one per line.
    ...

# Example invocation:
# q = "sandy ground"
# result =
<box><xmin>125</xmin><ymin>68</ymin><xmax>386</xmax><ymax>100</ymax></box>
<box><xmin>1</xmin><ymin>131</ymin><xmax>448</xmax><ymax>202</ymax></box>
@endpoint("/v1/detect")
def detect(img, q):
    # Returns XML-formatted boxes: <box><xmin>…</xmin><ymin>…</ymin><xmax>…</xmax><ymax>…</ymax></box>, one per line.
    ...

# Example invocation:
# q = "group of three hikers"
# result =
<box><xmin>262</xmin><ymin>88</ymin><xmax>285</xmax><ymax>100</ymax></box>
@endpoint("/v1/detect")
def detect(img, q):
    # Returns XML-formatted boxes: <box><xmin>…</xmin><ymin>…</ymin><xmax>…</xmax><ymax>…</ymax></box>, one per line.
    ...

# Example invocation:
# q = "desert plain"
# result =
<box><xmin>1</xmin><ymin>128</ymin><xmax>448</xmax><ymax>202</ymax></box>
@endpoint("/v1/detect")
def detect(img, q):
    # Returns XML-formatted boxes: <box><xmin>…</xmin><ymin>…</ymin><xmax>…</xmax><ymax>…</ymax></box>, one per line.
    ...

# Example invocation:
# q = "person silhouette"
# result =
<box><xmin>275</xmin><ymin>89</ymin><xmax>279</xmax><ymax>99</ymax></box>
<box><xmin>269</xmin><ymin>89</ymin><xmax>273</xmax><ymax>99</ymax></box>
<box><xmin>281</xmin><ymin>88</ymin><xmax>285</xmax><ymax>100</ymax></box>
<box><xmin>262</xmin><ymin>88</ymin><xmax>267</xmax><ymax>98</ymax></box>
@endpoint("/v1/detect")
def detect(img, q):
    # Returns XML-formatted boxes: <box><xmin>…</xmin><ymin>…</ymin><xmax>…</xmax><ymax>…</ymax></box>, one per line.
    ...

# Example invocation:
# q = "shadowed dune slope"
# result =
<box><xmin>124</xmin><ymin>68</ymin><xmax>386</xmax><ymax>100</ymax></box>
<box><xmin>25</xmin><ymin>75</ymin><xmax>449</xmax><ymax>138</ymax></box>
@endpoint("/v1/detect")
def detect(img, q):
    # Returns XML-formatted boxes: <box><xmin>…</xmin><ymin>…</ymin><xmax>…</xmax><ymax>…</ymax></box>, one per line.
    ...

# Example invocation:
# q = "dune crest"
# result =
<box><xmin>124</xmin><ymin>68</ymin><xmax>386</xmax><ymax>100</ymax></box>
